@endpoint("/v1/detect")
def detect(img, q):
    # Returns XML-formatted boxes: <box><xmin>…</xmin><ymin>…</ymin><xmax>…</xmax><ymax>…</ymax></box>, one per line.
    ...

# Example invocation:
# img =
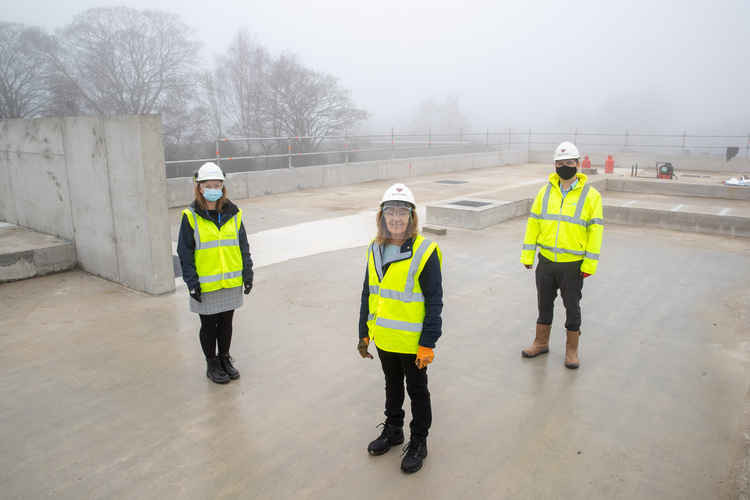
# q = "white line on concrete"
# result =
<box><xmin>671</xmin><ymin>204</ymin><xmax>685</xmax><ymax>212</ymax></box>
<box><xmin>246</xmin><ymin>207</ymin><xmax>424</xmax><ymax>269</ymax></box>
<box><xmin>622</xmin><ymin>200</ymin><xmax>638</xmax><ymax>207</ymax></box>
<box><xmin>719</xmin><ymin>208</ymin><xmax>731</xmax><ymax>216</ymax></box>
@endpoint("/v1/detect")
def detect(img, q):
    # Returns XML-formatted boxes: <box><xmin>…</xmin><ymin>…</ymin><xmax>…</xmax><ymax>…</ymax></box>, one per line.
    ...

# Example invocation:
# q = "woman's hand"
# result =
<box><xmin>358</xmin><ymin>337</ymin><xmax>373</xmax><ymax>359</ymax></box>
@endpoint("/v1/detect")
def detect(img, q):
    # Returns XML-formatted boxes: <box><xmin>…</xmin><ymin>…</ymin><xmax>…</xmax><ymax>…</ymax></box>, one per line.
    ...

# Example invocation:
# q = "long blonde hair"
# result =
<box><xmin>193</xmin><ymin>182</ymin><xmax>227</xmax><ymax>212</ymax></box>
<box><xmin>375</xmin><ymin>207</ymin><xmax>419</xmax><ymax>245</ymax></box>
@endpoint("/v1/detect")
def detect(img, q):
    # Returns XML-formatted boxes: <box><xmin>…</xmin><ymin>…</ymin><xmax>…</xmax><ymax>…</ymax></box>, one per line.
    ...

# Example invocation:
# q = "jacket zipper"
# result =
<box><xmin>552</xmin><ymin>180</ymin><xmax>583</xmax><ymax>262</ymax></box>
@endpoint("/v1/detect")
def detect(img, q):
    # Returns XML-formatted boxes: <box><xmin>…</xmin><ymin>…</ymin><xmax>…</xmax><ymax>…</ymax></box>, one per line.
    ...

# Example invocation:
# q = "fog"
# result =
<box><xmin>4</xmin><ymin>0</ymin><xmax>749</xmax><ymax>135</ymax></box>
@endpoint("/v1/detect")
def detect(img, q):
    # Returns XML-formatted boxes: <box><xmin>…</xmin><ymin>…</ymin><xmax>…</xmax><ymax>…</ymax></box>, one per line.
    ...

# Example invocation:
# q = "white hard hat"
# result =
<box><xmin>195</xmin><ymin>162</ymin><xmax>225</xmax><ymax>182</ymax></box>
<box><xmin>553</xmin><ymin>141</ymin><xmax>581</xmax><ymax>161</ymax></box>
<box><xmin>381</xmin><ymin>183</ymin><xmax>416</xmax><ymax>207</ymax></box>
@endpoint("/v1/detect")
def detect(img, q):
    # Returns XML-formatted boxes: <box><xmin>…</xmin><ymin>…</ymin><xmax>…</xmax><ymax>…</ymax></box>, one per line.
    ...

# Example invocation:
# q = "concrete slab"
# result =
<box><xmin>426</xmin><ymin>198</ymin><xmax>531</xmax><ymax>230</ymax></box>
<box><xmin>0</xmin><ymin>224</ymin><xmax>76</xmax><ymax>282</ymax></box>
<box><xmin>0</xmin><ymin>220</ymin><xmax>748</xmax><ymax>499</ymax></box>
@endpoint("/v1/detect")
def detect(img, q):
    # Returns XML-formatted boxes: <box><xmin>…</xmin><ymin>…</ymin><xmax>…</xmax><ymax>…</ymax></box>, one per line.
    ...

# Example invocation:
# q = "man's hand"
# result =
<box><xmin>581</xmin><ymin>272</ymin><xmax>591</xmax><ymax>278</ymax></box>
<box><xmin>189</xmin><ymin>287</ymin><xmax>202</xmax><ymax>303</ymax></box>
<box><xmin>244</xmin><ymin>281</ymin><xmax>253</xmax><ymax>295</ymax></box>
<box><xmin>358</xmin><ymin>337</ymin><xmax>373</xmax><ymax>359</ymax></box>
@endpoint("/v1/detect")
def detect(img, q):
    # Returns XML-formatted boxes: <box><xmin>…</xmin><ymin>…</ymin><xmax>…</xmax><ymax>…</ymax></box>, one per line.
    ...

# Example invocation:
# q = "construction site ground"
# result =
<box><xmin>2</xmin><ymin>163</ymin><xmax>749</xmax><ymax>499</ymax></box>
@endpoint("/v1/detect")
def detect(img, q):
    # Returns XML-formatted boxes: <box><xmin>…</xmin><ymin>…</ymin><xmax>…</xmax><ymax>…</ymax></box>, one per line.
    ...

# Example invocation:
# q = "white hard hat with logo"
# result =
<box><xmin>195</xmin><ymin>162</ymin><xmax>225</xmax><ymax>182</ymax></box>
<box><xmin>381</xmin><ymin>183</ymin><xmax>416</xmax><ymax>207</ymax></box>
<box><xmin>553</xmin><ymin>141</ymin><xmax>581</xmax><ymax>161</ymax></box>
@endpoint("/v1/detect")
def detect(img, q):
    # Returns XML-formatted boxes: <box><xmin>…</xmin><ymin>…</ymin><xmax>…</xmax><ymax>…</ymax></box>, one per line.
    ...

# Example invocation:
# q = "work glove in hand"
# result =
<box><xmin>581</xmin><ymin>272</ymin><xmax>591</xmax><ymax>278</ymax></box>
<box><xmin>358</xmin><ymin>337</ymin><xmax>373</xmax><ymax>359</ymax></box>
<box><xmin>524</xmin><ymin>264</ymin><xmax>532</xmax><ymax>269</ymax></box>
<box><xmin>415</xmin><ymin>346</ymin><xmax>434</xmax><ymax>369</ymax></box>
<box><xmin>189</xmin><ymin>287</ymin><xmax>202</xmax><ymax>303</ymax></box>
<box><xmin>244</xmin><ymin>281</ymin><xmax>253</xmax><ymax>295</ymax></box>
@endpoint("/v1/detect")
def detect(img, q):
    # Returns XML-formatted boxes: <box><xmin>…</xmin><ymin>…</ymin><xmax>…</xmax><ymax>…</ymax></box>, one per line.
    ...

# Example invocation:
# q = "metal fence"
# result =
<box><xmin>164</xmin><ymin>129</ymin><xmax>750</xmax><ymax>178</ymax></box>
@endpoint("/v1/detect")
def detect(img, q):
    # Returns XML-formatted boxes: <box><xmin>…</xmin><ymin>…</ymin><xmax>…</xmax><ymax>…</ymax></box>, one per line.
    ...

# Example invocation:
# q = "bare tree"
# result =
<box><xmin>0</xmin><ymin>23</ymin><xmax>51</xmax><ymax>118</ymax></box>
<box><xmin>216</xmin><ymin>30</ymin><xmax>276</xmax><ymax>151</ymax></box>
<box><xmin>214</xmin><ymin>30</ymin><xmax>367</xmax><ymax>156</ymax></box>
<box><xmin>267</xmin><ymin>54</ymin><xmax>368</xmax><ymax>151</ymax></box>
<box><xmin>40</xmin><ymin>6</ymin><xmax>201</xmax><ymax>141</ymax></box>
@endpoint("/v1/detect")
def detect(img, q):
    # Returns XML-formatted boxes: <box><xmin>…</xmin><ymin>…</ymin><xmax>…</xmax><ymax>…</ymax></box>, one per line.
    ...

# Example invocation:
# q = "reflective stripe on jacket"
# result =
<box><xmin>520</xmin><ymin>173</ymin><xmax>603</xmax><ymax>275</ymax></box>
<box><xmin>182</xmin><ymin>207</ymin><xmax>244</xmax><ymax>292</ymax></box>
<box><xmin>367</xmin><ymin>234</ymin><xmax>442</xmax><ymax>354</ymax></box>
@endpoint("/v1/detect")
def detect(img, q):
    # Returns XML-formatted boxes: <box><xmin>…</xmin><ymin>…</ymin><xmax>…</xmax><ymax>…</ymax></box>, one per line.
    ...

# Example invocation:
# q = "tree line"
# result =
<box><xmin>0</xmin><ymin>6</ymin><xmax>369</xmax><ymax>155</ymax></box>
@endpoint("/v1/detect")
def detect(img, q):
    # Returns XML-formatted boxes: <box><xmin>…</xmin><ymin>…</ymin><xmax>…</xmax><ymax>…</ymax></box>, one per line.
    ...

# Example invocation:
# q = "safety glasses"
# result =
<box><xmin>382</xmin><ymin>206</ymin><xmax>413</xmax><ymax>217</ymax></box>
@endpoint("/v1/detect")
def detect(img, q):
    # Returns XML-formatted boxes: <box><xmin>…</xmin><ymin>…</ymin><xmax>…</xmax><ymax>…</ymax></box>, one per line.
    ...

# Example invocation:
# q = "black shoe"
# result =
<box><xmin>219</xmin><ymin>354</ymin><xmax>240</xmax><ymax>380</ymax></box>
<box><xmin>206</xmin><ymin>357</ymin><xmax>230</xmax><ymax>384</ymax></box>
<box><xmin>400</xmin><ymin>437</ymin><xmax>428</xmax><ymax>473</ymax></box>
<box><xmin>367</xmin><ymin>423</ymin><xmax>404</xmax><ymax>456</ymax></box>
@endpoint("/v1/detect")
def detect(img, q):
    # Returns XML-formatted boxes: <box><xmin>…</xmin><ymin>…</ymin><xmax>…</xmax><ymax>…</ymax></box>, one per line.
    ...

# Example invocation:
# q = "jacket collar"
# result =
<box><xmin>548</xmin><ymin>172</ymin><xmax>588</xmax><ymax>193</ymax></box>
<box><xmin>190</xmin><ymin>199</ymin><xmax>239</xmax><ymax>220</ymax></box>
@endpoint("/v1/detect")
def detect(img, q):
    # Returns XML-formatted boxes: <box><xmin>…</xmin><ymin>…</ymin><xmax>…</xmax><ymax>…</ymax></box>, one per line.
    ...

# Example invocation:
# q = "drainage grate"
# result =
<box><xmin>436</xmin><ymin>180</ymin><xmax>468</xmax><ymax>184</ymax></box>
<box><xmin>449</xmin><ymin>200</ymin><xmax>491</xmax><ymax>208</ymax></box>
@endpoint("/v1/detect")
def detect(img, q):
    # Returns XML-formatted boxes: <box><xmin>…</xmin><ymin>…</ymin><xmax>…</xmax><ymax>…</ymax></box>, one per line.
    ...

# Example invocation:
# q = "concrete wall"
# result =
<box><xmin>167</xmin><ymin>150</ymin><xmax>529</xmax><ymax>208</ymax></box>
<box><xmin>528</xmin><ymin>150</ymin><xmax>750</xmax><ymax>174</ymax></box>
<box><xmin>0</xmin><ymin>115</ymin><xmax>174</xmax><ymax>294</ymax></box>
<box><xmin>605</xmin><ymin>205</ymin><xmax>750</xmax><ymax>238</ymax></box>
<box><xmin>606</xmin><ymin>178</ymin><xmax>750</xmax><ymax>201</ymax></box>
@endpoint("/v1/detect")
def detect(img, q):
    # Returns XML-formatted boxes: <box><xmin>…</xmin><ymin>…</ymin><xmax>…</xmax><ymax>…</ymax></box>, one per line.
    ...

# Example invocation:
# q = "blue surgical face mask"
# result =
<box><xmin>203</xmin><ymin>188</ymin><xmax>222</xmax><ymax>202</ymax></box>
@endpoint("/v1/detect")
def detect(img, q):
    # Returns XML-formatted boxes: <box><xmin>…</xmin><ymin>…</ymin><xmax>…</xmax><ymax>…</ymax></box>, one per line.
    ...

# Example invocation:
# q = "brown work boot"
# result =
<box><xmin>565</xmin><ymin>330</ymin><xmax>580</xmax><ymax>369</ymax></box>
<box><xmin>522</xmin><ymin>323</ymin><xmax>551</xmax><ymax>358</ymax></box>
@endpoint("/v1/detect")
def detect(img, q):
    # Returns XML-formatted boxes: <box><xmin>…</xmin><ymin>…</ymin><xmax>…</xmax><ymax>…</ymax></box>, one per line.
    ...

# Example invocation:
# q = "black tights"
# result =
<box><xmin>199</xmin><ymin>310</ymin><xmax>234</xmax><ymax>359</ymax></box>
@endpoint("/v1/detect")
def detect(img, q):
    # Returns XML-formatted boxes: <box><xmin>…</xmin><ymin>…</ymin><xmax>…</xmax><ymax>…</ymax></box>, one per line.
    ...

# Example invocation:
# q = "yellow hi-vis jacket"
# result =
<box><xmin>367</xmin><ymin>235</ymin><xmax>442</xmax><ymax>354</ymax></box>
<box><xmin>182</xmin><ymin>207</ymin><xmax>244</xmax><ymax>292</ymax></box>
<box><xmin>520</xmin><ymin>173</ymin><xmax>603</xmax><ymax>275</ymax></box>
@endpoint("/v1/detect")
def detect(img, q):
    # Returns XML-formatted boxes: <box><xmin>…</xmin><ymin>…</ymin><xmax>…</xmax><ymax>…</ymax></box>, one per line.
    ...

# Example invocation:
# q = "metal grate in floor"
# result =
<box><xmin>449</xmin><ymin>200</ymin><xmax>491</xmax><ymax>208</ymax></box>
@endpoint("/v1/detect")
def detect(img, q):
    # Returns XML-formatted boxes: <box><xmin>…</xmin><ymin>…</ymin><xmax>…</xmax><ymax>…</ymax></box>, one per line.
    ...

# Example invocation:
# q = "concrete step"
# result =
<box><xmin>0</xmin><ymin>223</ymin><xmax>76</xmax><ymax>283</ymax></box>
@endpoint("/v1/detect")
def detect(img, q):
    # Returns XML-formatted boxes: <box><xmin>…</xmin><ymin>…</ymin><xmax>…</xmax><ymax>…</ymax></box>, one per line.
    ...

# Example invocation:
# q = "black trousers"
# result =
<box><xmin>535</xmin><ymin>254</ymin><xmax>584</xmax><ymax>331</ymax></box>
<box><xmin>377</xmin><ymin>347</ymin><xmax>432</xmax><ymax>438</ymax></box>
<box><xmin>198</xmin><ymin>310</ymin><xmax>234</xmax><ymax>359</ymax></box>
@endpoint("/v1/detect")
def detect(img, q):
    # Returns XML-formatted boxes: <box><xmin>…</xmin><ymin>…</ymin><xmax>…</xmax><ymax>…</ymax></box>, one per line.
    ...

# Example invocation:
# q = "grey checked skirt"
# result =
<box><xmin>190</xmin><ymin>286</ymin><xmax>244</xmax><ymax>315</ymax></box>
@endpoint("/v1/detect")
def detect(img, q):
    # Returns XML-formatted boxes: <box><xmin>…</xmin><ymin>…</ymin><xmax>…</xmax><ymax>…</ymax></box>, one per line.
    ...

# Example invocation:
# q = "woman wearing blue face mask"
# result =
<box><xmin>177</xmin><ymin>162</ymin><xmax>254</xmax><ymax>384</ymax></box>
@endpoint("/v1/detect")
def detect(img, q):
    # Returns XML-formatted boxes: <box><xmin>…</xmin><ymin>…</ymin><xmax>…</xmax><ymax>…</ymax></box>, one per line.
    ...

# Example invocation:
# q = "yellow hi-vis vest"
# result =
<box><xmin>367</xmin><ymin>234</ymin><xmax>442</xmax><ymax>354</ymax></box>
<box><xmin>520</xmin><ymin>173</ymin><xmax>604</xmax><ymax>275</ymax></box>
<box><xmin>182</xmin><ymin>207</ymin><xmax>244</xmax><ymax>292</ymax></box>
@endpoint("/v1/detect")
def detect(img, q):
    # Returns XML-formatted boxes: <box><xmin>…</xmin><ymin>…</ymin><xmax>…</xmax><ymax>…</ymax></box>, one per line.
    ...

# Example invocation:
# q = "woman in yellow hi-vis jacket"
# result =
<box><xmin>177</xmin><ymin>162</ymin><xmax>254</xmax><ymax>384</ymax></box>
<box><xmin>357</xmin><ymin>183</ymin><xmax>443</xmax><ymax>474</ymax></box>
<box><xmin>520</xmin><ymin>142</ymin><xmax>603</xmax><ymax>369</ymax></box>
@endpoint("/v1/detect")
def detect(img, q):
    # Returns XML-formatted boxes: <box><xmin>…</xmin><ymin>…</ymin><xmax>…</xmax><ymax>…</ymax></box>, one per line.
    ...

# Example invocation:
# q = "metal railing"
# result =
<box><xmin>163</xmin><ymin>129</ymin><xmax>750</xmax><ymax>178</ymax></box>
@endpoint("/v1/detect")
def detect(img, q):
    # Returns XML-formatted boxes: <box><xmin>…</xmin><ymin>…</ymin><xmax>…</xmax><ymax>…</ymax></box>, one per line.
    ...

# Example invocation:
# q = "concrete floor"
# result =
<box><xmin>3</xmin><ymin>164</ymin><xmax>750</xmax><ymax>498</ymax></box>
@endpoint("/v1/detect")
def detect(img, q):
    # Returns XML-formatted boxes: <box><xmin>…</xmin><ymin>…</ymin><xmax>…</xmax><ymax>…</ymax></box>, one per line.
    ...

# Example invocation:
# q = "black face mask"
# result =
<box><xmin>556</xmin><ymin>165</ymin><xmax>577</xmax><ymax>180</ymax></box>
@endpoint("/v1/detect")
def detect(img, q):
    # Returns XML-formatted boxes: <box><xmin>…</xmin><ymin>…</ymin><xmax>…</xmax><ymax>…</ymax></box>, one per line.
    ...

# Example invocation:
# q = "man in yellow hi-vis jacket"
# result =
<box><xmin>520</xmin><ymin>142</ymin><xmax>603</xmax><ymax>369</ymax></box>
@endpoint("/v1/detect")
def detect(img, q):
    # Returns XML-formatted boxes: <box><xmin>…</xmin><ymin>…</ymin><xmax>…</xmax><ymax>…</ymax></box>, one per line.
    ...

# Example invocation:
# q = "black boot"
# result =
<box><xmin>219</xmin><ymin>354</ymin><xmax>240</xmax><ymax>380</ymax></box>
<box><xmin>400</xmin><ymin>437</ymin><xmax>428</xmax><ymax>473</ymax></box>
<box><xmin>206</xmin><ymin>357</ymin><xmax>230</xmax><ymax>384</ymax></box>
<box><xmin>367</xmin><ymin>423</ymin><xmax>404</xmax><ymax>456</ymax></box>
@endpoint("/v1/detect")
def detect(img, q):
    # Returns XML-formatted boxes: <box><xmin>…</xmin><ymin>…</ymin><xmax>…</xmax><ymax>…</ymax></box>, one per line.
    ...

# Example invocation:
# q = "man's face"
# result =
<box><xmin>555</xmin><ymin>159</ymin><xmax>579</xmax><ymax>169</ymax></box>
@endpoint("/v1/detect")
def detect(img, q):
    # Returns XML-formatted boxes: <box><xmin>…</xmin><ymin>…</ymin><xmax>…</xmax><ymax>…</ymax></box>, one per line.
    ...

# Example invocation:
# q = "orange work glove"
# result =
<box><xmin>358</xmin><ymin>337</ymin><xmax>373</xmax><ymax>359</ymax></box>
<box><xmin>415</xmin><ymin>346</ymin><xmax>434</xmax><ymax>369</ymax></box>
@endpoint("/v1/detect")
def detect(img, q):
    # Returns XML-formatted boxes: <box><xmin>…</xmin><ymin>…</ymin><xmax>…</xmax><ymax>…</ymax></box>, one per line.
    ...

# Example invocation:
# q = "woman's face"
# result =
<box><xmin>383</xmin><ymin>205</ymin><xmax>411</xmax><ymax>238</ymax></box>
<box><xmin>201</xmin><ymin>180</ymin><xmax>223</xmax><ymax>193</ymax></box>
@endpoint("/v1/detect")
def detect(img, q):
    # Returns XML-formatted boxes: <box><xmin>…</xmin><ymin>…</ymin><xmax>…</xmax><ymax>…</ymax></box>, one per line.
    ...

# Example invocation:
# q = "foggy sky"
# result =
<box><xmin>4</xmin><ymin>0</ymin><xmax>749</xmax><ymax>135</ymax></box>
